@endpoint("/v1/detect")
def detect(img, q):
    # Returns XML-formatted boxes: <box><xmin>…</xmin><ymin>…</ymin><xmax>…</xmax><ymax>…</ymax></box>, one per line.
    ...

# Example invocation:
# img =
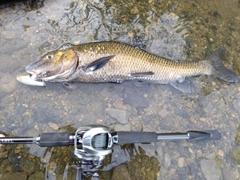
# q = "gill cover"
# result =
<box><xmin>26</xmin><ymin>44</ymin><xmax>79</xmax><ymax>81</ymax></box>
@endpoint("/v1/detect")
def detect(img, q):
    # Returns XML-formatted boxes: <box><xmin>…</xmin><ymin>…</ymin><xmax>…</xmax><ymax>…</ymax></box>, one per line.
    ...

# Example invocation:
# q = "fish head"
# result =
<box><xmin>26</xmin><ymin>45</ymin><xmax>79</xmax><ymax>81</ymax></box>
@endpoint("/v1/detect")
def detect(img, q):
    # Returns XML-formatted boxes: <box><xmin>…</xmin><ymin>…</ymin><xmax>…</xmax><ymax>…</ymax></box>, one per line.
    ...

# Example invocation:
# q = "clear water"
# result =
<box><xmin>0</xmin><ymin>0</ymin><xmax>240</xmax><ymax>179</ymax></box>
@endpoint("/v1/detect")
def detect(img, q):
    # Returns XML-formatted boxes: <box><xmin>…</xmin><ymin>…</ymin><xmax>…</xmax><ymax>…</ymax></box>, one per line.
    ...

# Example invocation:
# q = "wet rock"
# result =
<box><xmin>105</xmin><ymin>108</ymin><xmax>129</xmax><ymax>124</ymax></box>
<box><xmin>156</xmin><ymin>146</ymin><xmax>163</xmax><ymax>160</ymax></box>
<box><xmin>111</xmin><ymin>164</ymin><xmax>131</xmax><ymax>180</ymax></box>
<box><xmin>0</xmin><ymin>73</ymin><xmax>18</xmax><ymax>93</ymax></box>
<box><xmin>200</xmin><ymin>159</ymin><xmax>221</xmax><ymax>180</ymax></box>
<box><xmin>48</xmin><ymin>122</ymin><xmax>59</xmax><ymax>131</ymax></box>
<box><xmin>126</xmin><ymin>146</ymin><xmax>160</xmax><ymax>180</ymax></box>
<box><xmin>206</xmin><ymin>152</ymin><xmax>215</xmax><ymax>159</ymax></box>
<box><xmin>164</xmin><ymin>153</ymin><xmax>171</xmax><ymax>168</ymax></box>
<box><xmin>123</xmin><ymin>87</ymin><xmax>149</xmax><ymax>109</ymax></box>
<box><xmin>215</xmin><ymin>154</ymin><xmax>222</xmax><ymax>169</ymax></box>
<box><xmin>235</xmin><ymin>126</ymin><xmax>240</xmax><ymax>146</ymax></box>
<box><xmin>126</xmin><ymin>104</ymin><xmax>138</xmax><ymax>117</ymax></box>
<box><xmin>0</xmin><ymin>151</ymin><xmax>8</xmax><ymax>159</ymax></box>
<box><xmin>99</xmin><ymin>87</ymin><xmax>111</xmax><ymax>97</ymax></box>
<box><xmin>16</xmin><ymin>104</ymin><xmax>26</xmax><ymax>115</ymax></box>
<box><xmin>143</xmin><ymin>114</ymin><xmax>156</xmax><ymax>124</ymax></box>
<box><xmin>36</xmin><ymin>108</ymin><xmax>60</xmax><ymax>124</ymax></box>
<box><xmin>78</xmin><ymin>93</ymin><xmax>93</xmax><ymax>105</ymax></box>
<box><xmin>55</xmin><ymin>162</ymin><xmax>66</xmax><ymax>175</ymax></box>
<box><xmin>1</xmin><ymin>31</ymin><xmax>16</xmax><ymax>39</ymax></box>
<box><xmin>222</xmin><ymin>166</ymin><xmax>239</xmax><ymax>180</ymax></box>
<box><xmin>28</xmin><ymin>172</ymin><xmax>45</xmax><ymax>180</ymax></box>
<box><xmin>196</xmin><ymin>150</ymin><xmax>203</xmax><ymax>157</ymax></box>
<box><xmin>8</xmin><ymin>152</ymin><xmax>21</xmax><ymax>170</ymax></box>
<box><xmin>0</xmin><ymin>172</ymin><xmax>27</xmax><ymax>180</ymax></box>
<box><xmin>217</xmin><ymin>149</ymin><xmax>224</xmax><ymax>157</ymax></box>
<box><xmin>21</xmin><ymin>158</ymin><xmax>36</xmax><ymax>175</ymax></box>
<box><xmin>232</xmin><ymin>147</ymin><xmax>240</xmax><ymax>164</ymax></box>
<box><xmin>113</xmin><ymin>98</ymin><xmax>127</xmax><ymax>110</ymax></box>
<box><xmin>0</xmin><ymin>54</ymin><xmax>19</xmax><ymax>72</ymax></box>
<box><xmin>114</xmin><ymin>123</ymin><xmax>131</xmax><ymax>131</ymax></box>
<box><xmin>29</xmin><ymin>145</ymin><xmax>47</xmax><ymax>157</ymax></box>
<box><xmin>158</xmin><ymin>108</ymin><xmax>169</xmax><ymax>119</ymax></box>
<box><xmin>130</xmin><ymin>6</ymin><xmax>139</xmax><ymax>15</ymax></box>
<box><xmin>178</xmin><ymin>157</ymin><xmax>184</xmax><ymax>168</ymax></box>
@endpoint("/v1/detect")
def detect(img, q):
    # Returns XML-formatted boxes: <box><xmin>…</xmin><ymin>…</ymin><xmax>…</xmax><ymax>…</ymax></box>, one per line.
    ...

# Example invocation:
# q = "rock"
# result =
<box><xmin>178</xmin><ymin>157</ymin><xmax>184</xmax><ymax>168</ymax></box>
<box><xmin>164</xmin><ymin>153</ymin><xmax>171</xmax><ymax>168</ymax></box>
<box><xmin>0</xmin><ymin>73</ymin><xmax>18</xmax><ymax>93</ymax></box>
<box><xmin>217</xmin><ymin>149</ymin><xmax>224</xmax><ymax>157</ymax></box>
<box><xmin>0</xmin><ymin>151</ymin><xmax>8</xmax><ymax>159</ymax></box>
<box><xmin>143</xmin><ymin>114</ymin><xmax>156</xmax><ymax>124</ymax></box>
<box><xmin>123</xmin><ymin>87</ymin><xmax>149</xmax><ymax>109</ymax></box>
<box><xmin>113</xmin><ymin>98</ymin><xmax>127</xmax><ymax>110</ymax></box>
<box><xmin>21</xmin><ymin>159</ymin><xmax>36</xmax><ymax>175</ymax></box>
<box><xmin>200</xmin><ymin>159</ymin><xmax>221</xmax><ymax>180</ymax></box>
<box><xmin>105</xmin><ymin>108</ymin><xmax>129</xmax><ymax>124</ymax></box>
<box><xmin>156</xmin><ymin>146</ymin><xmax>163</xmax><ymax>160</ymax></box>
<box><xmin>29</xmin><ymin>145</ymin><xmax>47</xmax><ymax>157</ymax></box>
<box><xmin>126</xmin><ymin>104</ymin><xmax>137</xmax><ymax>117</ymax></box>
<box><xmin>1</xmin><ymin>31</ymin><xmax>15</xmax><ymax>39</ymax></box>
<box><xmin>111</xmin><ymin>164</ymin><xmax>131</xmax><ymax>180</ymax></box>
<box><xmin>232</xmin><ymin>147</ymin><xmax>240</xmax><ymax>164</ymax></box>
<box><xmin>28</xmin><ymin>172</ymin><xmax>45</xmax><ymax>180</ymax></box>
<box><xmin>158</xmin><ymin>108</ymin><xmax>169</xmax><ymax>119</ymax></box>
<box><xmin>48</xmin><ymin>122</ymin><xmax>59</xmax><ymax>131</ymax></box>
<box><xmin>130</xmin><ymin>6</ymin><xmax>139</xmax><ymax>15</ymax></box>
<box><xmin>0</xmin><ymin>54</ymin><xmax>19</xmax><ymax>72</ymax></box>
<box><xmin>114</xmin><ymin>123</ymin><xmax>131</xmax><ymax>131</ymax></box>
<box><xmin>8</xmin><ymin>152</ymin><xmax>21</xmax><ymax>170</ymax></box>
<box><xmin>222</xmin><ymin>166</ymin><xmax>239</xmax><ymax>180</ymax></box>
<box><xmin>0</xmin><ymin>172</ymin><xmax>27</xmax><ymax>180</ymax></box>
<box><xmin>205</xmin><ymin>152</ymin><xmax>215</xmax><ymax>159</ymax></box>
<box><xmin>196</xmin><ymin>150</ymin><xmax>202</xmax><ymax>157</ymax></box>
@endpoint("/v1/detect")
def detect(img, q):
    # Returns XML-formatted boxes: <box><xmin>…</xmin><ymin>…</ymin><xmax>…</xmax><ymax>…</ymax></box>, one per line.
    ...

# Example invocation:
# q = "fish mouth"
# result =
<box><xmin>26</xmin><ymin>57</ymin><xmax>79</xmax><ymax>82</ymax></box>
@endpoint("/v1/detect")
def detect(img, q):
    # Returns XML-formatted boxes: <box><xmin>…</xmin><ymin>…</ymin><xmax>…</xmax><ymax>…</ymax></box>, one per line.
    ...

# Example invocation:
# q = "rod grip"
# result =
<box><xmin>39</xmin><ymin>132</ymin><xmax>70</xmax><ymax>147</ymax></box>
<box><xmin>116</xmin><ymin>131</ymin><xmax>157</xmax><ymax>144</ymax></box>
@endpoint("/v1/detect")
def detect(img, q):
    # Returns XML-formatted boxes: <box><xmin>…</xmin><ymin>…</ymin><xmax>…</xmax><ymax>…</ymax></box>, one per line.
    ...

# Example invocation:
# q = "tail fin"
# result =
<box><xmin>208</xmin><ymin>47</ymin><xmax>238</xmax><ymax>83</ymax></box>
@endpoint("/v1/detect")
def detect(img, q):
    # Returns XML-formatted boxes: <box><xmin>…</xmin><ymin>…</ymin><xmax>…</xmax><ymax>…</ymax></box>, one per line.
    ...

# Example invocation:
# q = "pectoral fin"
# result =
<box><xmin>84</xmin><ymin>55</ymin><xmax>115</xmax><ymax>72</ymax></box>
<box><xmin>130</xmin><ymin>71</ymin><xmax>154</xmax><ymax>77</ymax></box>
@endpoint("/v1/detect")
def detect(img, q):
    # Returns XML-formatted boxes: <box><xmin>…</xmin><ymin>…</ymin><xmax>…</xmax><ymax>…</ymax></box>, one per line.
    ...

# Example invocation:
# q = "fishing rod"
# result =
<box><xmin>0</xmin><ymin>125</ymin><xmax>221</xmax><ymax>180</ymax></box>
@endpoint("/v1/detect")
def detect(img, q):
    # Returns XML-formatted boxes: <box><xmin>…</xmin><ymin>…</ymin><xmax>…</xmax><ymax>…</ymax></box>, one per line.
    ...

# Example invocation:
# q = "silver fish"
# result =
<box><xmin>23</xmin><ymin>41</ymin><xmax>238</xmax><ymax>92</ymax></box>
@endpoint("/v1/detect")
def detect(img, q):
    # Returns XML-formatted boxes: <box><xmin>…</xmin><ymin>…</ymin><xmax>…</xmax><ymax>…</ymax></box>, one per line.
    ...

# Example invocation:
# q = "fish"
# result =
<box><xmin>23</xmin><ymin>41</ymin><xmax>238</xmax><ymax>92</ymax></box>
<box><xmin>16</xmin><ymin>73</ymin><xmax>46</xmax><ymax>86</ymax></box>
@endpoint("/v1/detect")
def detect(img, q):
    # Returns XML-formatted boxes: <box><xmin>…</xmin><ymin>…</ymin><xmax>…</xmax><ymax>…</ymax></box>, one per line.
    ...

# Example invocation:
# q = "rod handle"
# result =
<box><xmin>39</xmin><ymin>132</ymin><xmax>70</xmax><ymax>147</ymax></box>
<box><xmin>113</xmin><ymin>131</ymin><xmax>157</xmax><ymax>144</ymax></box>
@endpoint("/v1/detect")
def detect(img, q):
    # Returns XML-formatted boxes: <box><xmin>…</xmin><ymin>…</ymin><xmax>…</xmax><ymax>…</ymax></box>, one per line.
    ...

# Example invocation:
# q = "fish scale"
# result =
<box><xmin>70</xmin><ymin>42</ymin><xmax>212</xmax><ymax>84</ymax></box>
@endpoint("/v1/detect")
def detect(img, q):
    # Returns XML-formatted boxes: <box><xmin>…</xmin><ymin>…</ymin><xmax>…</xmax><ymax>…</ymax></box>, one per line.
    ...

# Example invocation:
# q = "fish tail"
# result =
<box><xmin>207</xmin><ymin>47</ymin><xmax>238</xmax><ymax>83</ymax></box>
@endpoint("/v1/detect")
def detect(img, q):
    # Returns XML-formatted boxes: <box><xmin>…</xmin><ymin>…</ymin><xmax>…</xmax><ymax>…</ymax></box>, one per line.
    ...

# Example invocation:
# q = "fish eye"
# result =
<box><xmin>46</xmin><ymin>55</ymin><xmax>54</xmax><ymax>60</ymax></box>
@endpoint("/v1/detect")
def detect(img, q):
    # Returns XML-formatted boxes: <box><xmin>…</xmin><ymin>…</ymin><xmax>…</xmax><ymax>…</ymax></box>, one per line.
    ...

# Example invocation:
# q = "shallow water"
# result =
<box><xmin>0</xmin><ymin>0</ymin><xmax>240</xmax><ymax>179</ymax></box>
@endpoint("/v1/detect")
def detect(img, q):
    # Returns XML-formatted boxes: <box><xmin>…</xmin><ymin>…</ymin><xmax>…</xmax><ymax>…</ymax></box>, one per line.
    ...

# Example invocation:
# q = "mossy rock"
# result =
<box><xmin>232</xmin><ymin>147</ymin><xmax>240</xmax><ymax>164</ymax></box>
